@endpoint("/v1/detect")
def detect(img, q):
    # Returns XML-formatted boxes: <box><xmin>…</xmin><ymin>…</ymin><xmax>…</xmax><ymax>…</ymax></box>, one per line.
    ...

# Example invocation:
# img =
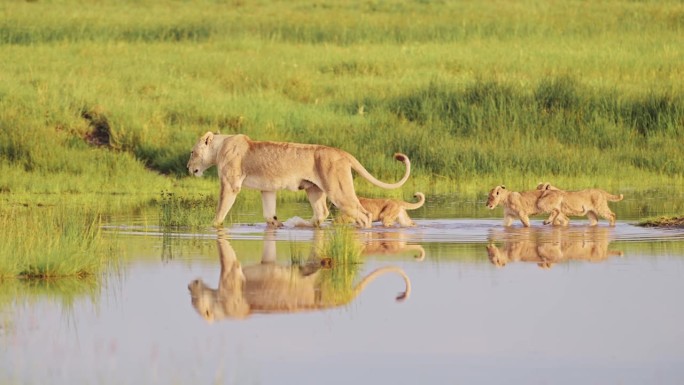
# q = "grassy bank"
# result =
<box><xmin>0</xmin><ymin>0</ymin><xmax>682</xmax><ymax>214</ymax></box>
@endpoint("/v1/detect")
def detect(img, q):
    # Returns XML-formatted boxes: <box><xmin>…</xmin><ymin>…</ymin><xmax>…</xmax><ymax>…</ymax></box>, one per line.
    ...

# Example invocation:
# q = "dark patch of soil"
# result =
<box><xmin>81</xmin><ymin>107</ymin><xmax>111</xmax><ymax>147</ymax></box>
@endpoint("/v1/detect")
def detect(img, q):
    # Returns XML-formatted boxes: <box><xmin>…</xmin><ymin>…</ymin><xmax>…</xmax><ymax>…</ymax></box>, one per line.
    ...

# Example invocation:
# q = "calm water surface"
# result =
<box><xmin>3</xmin><ymin>198</ymin><xmax>684</xmax><ymax>385</ymax></box>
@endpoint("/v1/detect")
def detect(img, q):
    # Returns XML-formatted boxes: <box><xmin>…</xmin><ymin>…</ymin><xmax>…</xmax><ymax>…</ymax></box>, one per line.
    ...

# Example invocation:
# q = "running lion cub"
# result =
<box><xmin>358</xmin><ymin>192</ymin><xmax>425</xmax><ymax>227</ymax></box>
<box><xmin>536</xmin><ymin>183</ymin><xmax>624</xmax><ymax>226</ymax></box>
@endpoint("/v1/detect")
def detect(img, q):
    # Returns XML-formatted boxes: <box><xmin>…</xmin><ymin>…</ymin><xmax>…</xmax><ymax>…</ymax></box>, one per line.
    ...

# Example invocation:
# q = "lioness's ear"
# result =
<box><xmin>501</xmin><ymin>185</ymin><xmax>506</xmax><ymax>190</ymax></box>
<box><xmin>201</xmin><ymin>131</ymin><xmax>214</xmax><ymax>146</ymax></box>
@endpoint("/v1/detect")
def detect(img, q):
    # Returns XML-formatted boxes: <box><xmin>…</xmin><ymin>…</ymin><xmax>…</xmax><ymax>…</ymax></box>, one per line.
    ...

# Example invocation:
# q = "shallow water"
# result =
<box><xmin>3</xmin><ymin>201</ymin><xmax>684</xmax><ymax>384</ymax></box>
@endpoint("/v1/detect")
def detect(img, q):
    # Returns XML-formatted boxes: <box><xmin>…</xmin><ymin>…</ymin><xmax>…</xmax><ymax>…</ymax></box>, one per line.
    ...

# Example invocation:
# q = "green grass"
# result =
<box><xmin>157</xmin><ymin>190</ymin><xmax>216</xmax><ymax>229</ymax></box>
<box><xmin>317</xmin><ymin>225</ymin><xmax>364</xmax><ymax>265</ymax></box>
<box><xmin>637</xmin><ymin>216</ymin><xmax>684</xmax><ymax>228</ymax></box>
<box><xmin>0</xmin><ymin>0</ymin><xmax>683</xmax><ymax>225</ymax></box>
<box><xmin>0</xmin><ymin>205</ymin><xmax>118</xmax><ymax>278</ymax></box>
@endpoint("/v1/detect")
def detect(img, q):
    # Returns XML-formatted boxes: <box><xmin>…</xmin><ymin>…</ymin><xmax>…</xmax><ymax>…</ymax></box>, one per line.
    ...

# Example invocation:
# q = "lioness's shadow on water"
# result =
<box><xmin>486</xmin><ymin>226</ymin><xmax>624</xmax><ymax>269</ymax></box>
<box><xmin>188</xmin><ymin>229</ymin><xmax>412</xmax><ymax>322</ymax></box>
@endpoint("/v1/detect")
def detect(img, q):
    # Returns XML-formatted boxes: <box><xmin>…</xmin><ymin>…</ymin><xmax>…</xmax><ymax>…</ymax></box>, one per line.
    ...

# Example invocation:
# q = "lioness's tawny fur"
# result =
<box><xmin>486</xmin><ymin>185</ymin><xmax>568</xmax><ymax>227</ymax></box>
<box><xmin>536</xmin><ymin>183</ymin><xmax>624</xmax><ymax>226</ymax></box>
<box><xmin>188</xmin><ymin>233</ymin><xmax>411</xmax><ymax>322</ymax></box>
<box><xmin>359</xmin><ymin>192</ymin><xmax>425</xmax><ymax>227</ymax></box>
<box><xmin>186</xmin><ymin>132</ymin><xmax>411</xmax><ymax>228</ymax></box>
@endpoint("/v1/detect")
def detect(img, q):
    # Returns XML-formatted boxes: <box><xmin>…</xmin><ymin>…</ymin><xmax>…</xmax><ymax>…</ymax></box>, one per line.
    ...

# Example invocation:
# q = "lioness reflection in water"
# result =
<box><xmin>188</xmin><ymin>230</ymin><xmax>411</xmax><ymax>322</ymax></box>
<box><xmin>486</xmin><ymin>226</ymin><xmax>624</xmax><ymax>269</ymax></box>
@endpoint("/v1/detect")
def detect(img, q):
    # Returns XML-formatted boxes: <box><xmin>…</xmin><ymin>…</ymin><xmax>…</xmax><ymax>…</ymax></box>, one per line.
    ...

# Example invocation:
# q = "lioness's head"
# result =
<box><xmin>187</xmin><ymin>131</ymin><xmax>216</xmax><ymax>177</ymax></box>
<box><xmin>188</xmin><ymin>278</ymin><xmax>250</xmax><ymax>322</ymax></box>
<box><xmin>486</xmin><ymin>185</ymin><xmax>507</xmax><ymax>209</ymax></box>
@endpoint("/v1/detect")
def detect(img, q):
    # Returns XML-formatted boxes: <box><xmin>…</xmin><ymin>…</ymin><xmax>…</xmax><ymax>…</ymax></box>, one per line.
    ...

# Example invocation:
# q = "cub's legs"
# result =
<box><xmin>586</xmin><ymin>211</ymin><xmax>599</xmax><ymax>226</ymax></box>
<box><xmin>390</xmin><ymin>209</ymin><xmax>416</xmax><ymax>227</ymax></box>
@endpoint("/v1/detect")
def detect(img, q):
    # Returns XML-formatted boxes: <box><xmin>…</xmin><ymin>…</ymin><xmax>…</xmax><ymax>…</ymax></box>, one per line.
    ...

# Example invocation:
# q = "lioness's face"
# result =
<box><xmin>188</xmin><ymin>279</ymin><xmax>218</xmax><ymax>322</ymax></box>
<box><xmin>486</xmin><ymin>186</ymin><xmax>505</xmax><ymax>209</ymax></box>
<box><xmin>187</xmin><ymin>134</ymin><xmax>213</xmax><ymax>177</ymax></box>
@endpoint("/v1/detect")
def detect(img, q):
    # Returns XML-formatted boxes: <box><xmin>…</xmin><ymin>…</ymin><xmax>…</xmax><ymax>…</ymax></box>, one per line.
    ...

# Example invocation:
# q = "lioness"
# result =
<box><xmin>359</xmin><ymin>192</ymin><xmax>425</xmax><ymax>227</ymax></box>
<box><xmin>536</xmin><ymin>183</ymin><xmax>624</xmax><ymax>226</ymax></box>
<box><xmin>186</xmin><ymin>132</ymin><xmax>411</xmax><ymax>228</ymax></box>
<box><xmin>188</xmin><ymin>233</ymin><xmax>411</xmax><ymax>322</ymax></box>
<box><xmin>486</xmin><ymin>185</ymin><xmax>568</xmax><ymax>227</ymax></box>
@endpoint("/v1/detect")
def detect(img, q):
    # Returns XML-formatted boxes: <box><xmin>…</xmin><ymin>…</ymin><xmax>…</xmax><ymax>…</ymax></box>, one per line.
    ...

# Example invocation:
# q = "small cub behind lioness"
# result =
<box><xmin>359</xmin><ymin>192</ymin><xmax>425</xmax><ymax>227</ymax></box>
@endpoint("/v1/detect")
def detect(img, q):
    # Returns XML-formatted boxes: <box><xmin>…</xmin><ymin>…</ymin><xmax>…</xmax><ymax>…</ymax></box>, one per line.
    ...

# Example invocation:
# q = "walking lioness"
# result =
<box><xmin>359</xmin><ymin>192</ymin><xmax>425</xmax><ymax>227</ymax></box>
<box><xmin>186</xmin><ymin>132</ymin><xmax>411</xmax><ymax>228</ymax></box>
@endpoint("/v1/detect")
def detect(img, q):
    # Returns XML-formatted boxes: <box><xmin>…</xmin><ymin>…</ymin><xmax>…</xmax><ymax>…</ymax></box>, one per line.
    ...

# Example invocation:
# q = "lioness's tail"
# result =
<box><xmin>348</xmin><ymin>153</ymin><xmax>411</xmax><ymax>190</ymax></box>
<box><xmin>605</xmin><ymin>192</ymin><xmax>624</xmax><ymax>202</ymax></box>
<box><xmin>401</xmin><ymin>192</ymin><xmax>426</xmax><ymax>210</ymax></box>
<box><xmin>352</xmin><ymin>266</ymin><xmax>411</xmax><ymax>302</ymax></box>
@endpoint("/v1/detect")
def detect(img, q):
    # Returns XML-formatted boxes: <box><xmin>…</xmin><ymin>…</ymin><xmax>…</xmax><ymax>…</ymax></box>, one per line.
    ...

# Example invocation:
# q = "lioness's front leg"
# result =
<box><xmin>214</xmin><ymin>176</ymin><xmax>241</xmax><ymax>227</ymax></box>
<box><xmin>260</xmin><ymin>191</ymin><xmax>283</xmax><ymax>228</ymax></box>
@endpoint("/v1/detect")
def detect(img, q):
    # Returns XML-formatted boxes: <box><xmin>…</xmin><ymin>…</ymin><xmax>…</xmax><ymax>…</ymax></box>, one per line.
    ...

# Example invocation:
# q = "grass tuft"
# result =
<box><xmin>0</xmin><ymin>206</ymin><xmax>117</xmax><ymax>279</ymax></box>
<box><xmin>637</xmin><ymin>216</ymin><xmax>684</xmax><ymax>228</ymax></box>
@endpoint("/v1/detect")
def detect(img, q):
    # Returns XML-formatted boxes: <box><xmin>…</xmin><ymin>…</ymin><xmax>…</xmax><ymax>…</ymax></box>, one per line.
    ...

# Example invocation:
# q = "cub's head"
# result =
<box><xmin>486</xmin><ymin>244</ymin><xmax>508</xmax><ymax>267</ymax></box>
<box><xmin>536</xmin><ymin>182</ymin><xmax>560</xmax><ymax>191</ymax></box>
<box><xmin>486</xmin><ymin>185</ymin><xmax>507</xmax><ymax>209</ymax></box>
<box><xmin>187</xmin><ymin>132</ymin><xmax>216</xmax><ymax>177</ymax></box>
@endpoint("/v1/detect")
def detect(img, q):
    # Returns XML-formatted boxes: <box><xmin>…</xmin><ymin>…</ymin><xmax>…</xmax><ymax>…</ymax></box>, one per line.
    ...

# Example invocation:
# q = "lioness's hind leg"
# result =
<box><xmin>319</xmin><ymin>161</ymin><xmax>371</xmax><ymax>228</ymax></box>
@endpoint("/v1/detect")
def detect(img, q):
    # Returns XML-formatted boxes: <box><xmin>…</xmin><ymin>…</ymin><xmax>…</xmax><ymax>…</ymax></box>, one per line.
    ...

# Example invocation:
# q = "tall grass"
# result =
<box><xmin>157</xmin><ymin>190</ymin><xmax>216</xmax><ymax>229</ymax></box>
<box><xmin>0</xmin><ymin>0</ymin><xmax>682</xmax><ymax>210</ymax></box>
<box><xmin>0</xmin><ymin>206</ymin><xmax>118</xmax><ymax>278</ymax></box>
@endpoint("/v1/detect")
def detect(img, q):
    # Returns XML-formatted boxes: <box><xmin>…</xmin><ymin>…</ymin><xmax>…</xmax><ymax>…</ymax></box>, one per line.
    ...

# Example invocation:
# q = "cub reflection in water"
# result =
<box><xmin>360</xmin><ymin>230</ymin><xmax>426</xmax><ymax>261</ymax></box>
<box><xmin>188</xmin><ymin>230</ymin><xmax>412</xmax><ymax>322</ymax></box>
<box><xmin>486</xmin><ymin>226</ymin><xmax>624</xmax><ymax>269</ymax></box>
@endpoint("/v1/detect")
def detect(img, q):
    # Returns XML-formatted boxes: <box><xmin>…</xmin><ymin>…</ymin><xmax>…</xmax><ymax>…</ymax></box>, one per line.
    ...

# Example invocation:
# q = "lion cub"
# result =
<box><xmin>486</xmin><ymin>185</ymin><xmax>568</xmax><ymax>227</ymax></box>
<box><xmin>536</xmin><ymin>183</ymin><xmax>624</xmax><ymax>226</ymax></box>
<box><xmin>358</xmin><ymin>192</ymin><xmax>425</xmax><ymax>227</ymax></box>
